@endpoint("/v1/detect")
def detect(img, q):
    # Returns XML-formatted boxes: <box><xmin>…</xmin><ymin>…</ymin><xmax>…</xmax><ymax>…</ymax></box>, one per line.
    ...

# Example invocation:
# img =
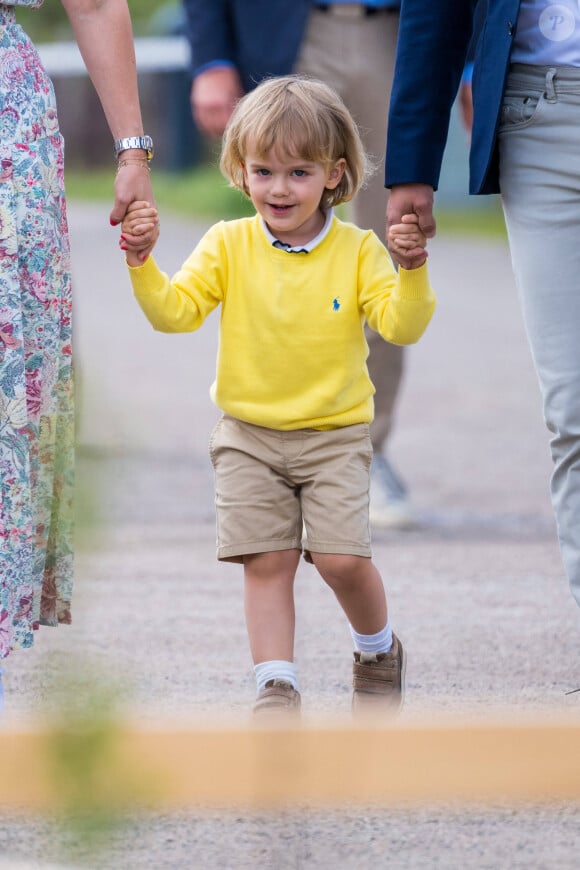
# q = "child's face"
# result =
<box><xmin>242</xmin><ymin>146</ymin><xmax>346</xmax><ymax>247</ymax></box>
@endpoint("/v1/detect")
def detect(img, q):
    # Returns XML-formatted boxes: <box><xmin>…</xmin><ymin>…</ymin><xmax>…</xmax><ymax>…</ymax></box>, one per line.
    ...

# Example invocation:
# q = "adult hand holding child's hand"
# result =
<box><xmin>387</xmin><ymin>213</ymin><xmax>428</xmax><ymax>270</ymax></box>
<box><xmin>120</xmin><ymin>200</ymin><xmax>160</xmax><ymax>266</ymax></box>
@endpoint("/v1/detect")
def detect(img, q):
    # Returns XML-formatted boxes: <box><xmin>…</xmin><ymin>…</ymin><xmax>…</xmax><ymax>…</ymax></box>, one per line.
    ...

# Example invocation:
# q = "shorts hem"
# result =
<box><xmin>305</xmin><ymin>542</ymin><xmax>372</xmax><ymax>558</ymax></box>
<box><xmin>217</xmin><ymin>538</ymin><xmax>302</xmax><ymax>563</ymax></box>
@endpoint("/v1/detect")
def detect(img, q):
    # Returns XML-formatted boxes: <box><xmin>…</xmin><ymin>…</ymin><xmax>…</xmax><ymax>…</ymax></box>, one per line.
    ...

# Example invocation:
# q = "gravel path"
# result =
<box><xmin>1</xmin><ymin>204</ymin><xmax>579</xmax><ymax>869</ymax></box>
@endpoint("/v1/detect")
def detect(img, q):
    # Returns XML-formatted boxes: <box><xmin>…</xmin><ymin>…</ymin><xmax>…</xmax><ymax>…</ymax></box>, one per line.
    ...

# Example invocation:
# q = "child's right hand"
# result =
<box><xmin>387</xmin><ymin>213</ymin><xmax>428</xmax><ymax>269</ymax></box>
<box><xmin>120</xmin><ymin>200</ymin><xmax>160</xmax><ymax>267</ymax></box>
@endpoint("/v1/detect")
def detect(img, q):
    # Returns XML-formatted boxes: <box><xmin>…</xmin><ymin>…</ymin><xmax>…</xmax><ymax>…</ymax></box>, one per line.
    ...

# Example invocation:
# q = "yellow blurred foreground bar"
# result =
<box><xmin>1</xmin><ymin>719</ymin><xmax>580</xmax><ymax>810</ymax></box>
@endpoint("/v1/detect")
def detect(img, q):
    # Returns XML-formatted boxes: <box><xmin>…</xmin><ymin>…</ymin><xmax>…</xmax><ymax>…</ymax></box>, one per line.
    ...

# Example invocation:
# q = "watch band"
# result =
<box><xmin>113</xmin><ymin>135</ymin><xmax>154</xmax><ymax>161</ymax></box>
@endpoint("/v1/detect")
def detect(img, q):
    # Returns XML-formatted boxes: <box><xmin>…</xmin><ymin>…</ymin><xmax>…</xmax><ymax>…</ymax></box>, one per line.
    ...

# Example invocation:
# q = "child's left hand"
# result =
<box><xmin>387</xmin><ymin>213</ymin><xmax>428</xmax><ymax>269</ymax></box>
<box><xmin>120</xmin><ymin>200</ymin><xmax>160</xmax><ymax>266</ymax></box>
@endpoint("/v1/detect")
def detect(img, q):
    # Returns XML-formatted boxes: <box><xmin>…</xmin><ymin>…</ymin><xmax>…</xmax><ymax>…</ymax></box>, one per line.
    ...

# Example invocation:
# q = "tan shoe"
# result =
<box><xmin>253</xmin><ymin>679</ymin><xmax>301</xmax><ymax>717</ymax></box>
<box><xmin>352</xmin><ymin>633</ymin><xmax>406</xmax><ymax>715</ymax></box>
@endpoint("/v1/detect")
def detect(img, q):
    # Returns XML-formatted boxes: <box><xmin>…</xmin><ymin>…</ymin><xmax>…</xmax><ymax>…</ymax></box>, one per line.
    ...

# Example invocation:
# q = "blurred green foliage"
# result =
<box><xmin>48</xmin><ymin>677</ymin><xmax>126</xmax><ymax>858</ymax></box>
<box><xmin>43</xmin><ymin>669</ymin><xmax>131</xmax><ymax>862</ymax></box>
<box><xmin>64</xmin><ymin>164</ymin><xmax>507</xmax><ymax>237</ymax></box>
<box><xmin>44</xmin><ymin>665</ymin><xmax>158</xmax><ymax>864</ymax></box>
<box><xmin>15</xmin><ymin>0</ymin><xmax>180</xmax><ymax>41</ymax></box>
<box><xmin>66</xmin><ymin>164</ymin><xmax>255</xmax><ymax>222</ymax></box>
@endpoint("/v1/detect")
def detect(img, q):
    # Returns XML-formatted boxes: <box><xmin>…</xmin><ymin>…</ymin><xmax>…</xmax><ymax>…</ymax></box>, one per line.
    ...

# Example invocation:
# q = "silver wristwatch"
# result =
<box><xmin>113</xmin><ymin>135</ymin><xmax>154</xmax><ymax>161</ymax></box>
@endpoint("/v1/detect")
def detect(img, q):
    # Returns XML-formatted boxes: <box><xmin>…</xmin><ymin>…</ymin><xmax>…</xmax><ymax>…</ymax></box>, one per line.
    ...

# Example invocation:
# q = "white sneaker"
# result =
<box><xmin>369</xmin><ymin>454</ymin><xmax>416</xmax><ymax>528</ymax></box>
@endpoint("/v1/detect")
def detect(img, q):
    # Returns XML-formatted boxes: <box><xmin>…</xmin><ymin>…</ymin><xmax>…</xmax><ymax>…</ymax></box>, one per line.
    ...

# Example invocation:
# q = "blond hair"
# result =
<box><xmin>220</xmin><ymin>75</ymin><xmax>370</xmax><ymax>209</ymax></box>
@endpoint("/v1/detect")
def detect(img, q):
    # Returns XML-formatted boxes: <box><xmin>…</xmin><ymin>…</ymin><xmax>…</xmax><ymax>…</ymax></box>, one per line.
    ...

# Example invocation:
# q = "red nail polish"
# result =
<box><xmin>110</xmin><ymin>219</ymin><xmax>119</xmax><ymax>226</ymax></box>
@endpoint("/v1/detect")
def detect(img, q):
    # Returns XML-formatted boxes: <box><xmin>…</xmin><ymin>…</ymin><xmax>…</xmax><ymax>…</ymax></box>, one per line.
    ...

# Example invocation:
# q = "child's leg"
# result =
<box><xmin>311</xmin><ymin>552</ymin><xmax>404</xmax><ymax>712</ymax></box>
<box><xmin>244</xmin><ymin>549</ymin><xmax>301</xmax><ymax>663</ymax></box>
<box><xmin>244</xmin><ymin>549</ymin><xmax>302</xmax><ymax>714</ymax></box>
<box><xmin>310</xmin><ymin>553</ymin><xmax>387</xmax><ymax>634</ymax></box>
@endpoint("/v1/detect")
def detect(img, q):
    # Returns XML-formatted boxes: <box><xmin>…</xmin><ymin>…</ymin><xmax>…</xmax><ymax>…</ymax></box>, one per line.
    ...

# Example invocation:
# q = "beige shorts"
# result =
<box><xmin>209</xmin><ymin>416</ymin><xmax>373</xmax><ymax>563</ymax></box>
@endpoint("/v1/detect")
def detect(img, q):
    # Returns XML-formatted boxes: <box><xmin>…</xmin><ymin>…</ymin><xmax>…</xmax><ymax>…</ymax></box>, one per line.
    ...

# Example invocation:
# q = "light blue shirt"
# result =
<box><xmin>511</xmin><ymin>0</ymin><xmax>580</xmax><ymax>66</ymax></box>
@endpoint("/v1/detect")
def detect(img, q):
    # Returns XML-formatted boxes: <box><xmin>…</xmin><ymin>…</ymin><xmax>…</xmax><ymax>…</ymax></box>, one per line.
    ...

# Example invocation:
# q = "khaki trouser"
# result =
<box><xmin>296</xmin><ymin>7</ymin><xmax>402</xmax><ymax>452</ymax></box>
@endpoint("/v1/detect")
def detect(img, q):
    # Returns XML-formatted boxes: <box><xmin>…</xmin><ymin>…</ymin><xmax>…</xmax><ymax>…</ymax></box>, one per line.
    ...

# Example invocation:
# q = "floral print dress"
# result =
<box><xmin>0</xmin><ymin>1</ymin><xmax>74</xmax><ymax>658</ymax></box>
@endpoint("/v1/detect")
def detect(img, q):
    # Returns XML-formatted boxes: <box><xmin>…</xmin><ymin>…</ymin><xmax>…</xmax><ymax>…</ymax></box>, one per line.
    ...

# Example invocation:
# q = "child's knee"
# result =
<box><xmin>313</xmin><ymin>552</ymin><xmax>369</xmax><ymax>588</ymax></box>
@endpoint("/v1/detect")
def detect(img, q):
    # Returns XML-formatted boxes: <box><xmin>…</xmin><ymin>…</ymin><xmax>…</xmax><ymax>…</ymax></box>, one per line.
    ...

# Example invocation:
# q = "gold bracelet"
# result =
<box><xmin>116</xmin><ymin>159</ymin><xmax>151</xmax><ymax>174</ymax></box>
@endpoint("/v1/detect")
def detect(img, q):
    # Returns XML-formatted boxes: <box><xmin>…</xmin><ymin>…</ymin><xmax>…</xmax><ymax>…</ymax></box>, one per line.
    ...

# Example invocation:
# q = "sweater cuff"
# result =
<box><xmin>397</xmin><ymin>262</ymin><xmax>431</xmax><ymax>300</ymax></box>
<box><xmin>127</xmin><ymin>255</ymin><xmax>165</xmax><ymax>297</ymax></box>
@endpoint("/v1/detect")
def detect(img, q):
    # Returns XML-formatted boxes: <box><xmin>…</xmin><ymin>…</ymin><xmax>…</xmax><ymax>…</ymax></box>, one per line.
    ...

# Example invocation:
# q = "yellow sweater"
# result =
<box><xmin>128</xmin><ymin>214</ymin><xmax>436</xmax><ymax>430</ymax></box>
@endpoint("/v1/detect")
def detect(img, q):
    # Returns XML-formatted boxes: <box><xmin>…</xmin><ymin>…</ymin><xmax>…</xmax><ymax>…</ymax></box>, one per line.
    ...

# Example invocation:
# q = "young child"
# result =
<box><xmin>121</xmin><ymin>75</ymin><xmax>435</xmax><ymax>716</ymax></box>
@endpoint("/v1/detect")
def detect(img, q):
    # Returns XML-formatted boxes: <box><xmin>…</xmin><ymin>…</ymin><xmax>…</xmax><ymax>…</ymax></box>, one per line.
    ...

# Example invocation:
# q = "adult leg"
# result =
<box><xmin>296</xmin><ymin>10</ymin><xmax>414</xmax><ymax>526</ymax></box>
<box><xmin>499</xmin><ymin>66</ymin><xmax>580</xmax><ymax>609</ymax></box>
<box><xmin>338</xmin><ymin>15</ymin><xmax>404</xmax><ymax>458</ymax></box>
<box><xmin>0</xmin><ymin>21</ymin><xmax>74</xmax><ymax>662</ymax></box>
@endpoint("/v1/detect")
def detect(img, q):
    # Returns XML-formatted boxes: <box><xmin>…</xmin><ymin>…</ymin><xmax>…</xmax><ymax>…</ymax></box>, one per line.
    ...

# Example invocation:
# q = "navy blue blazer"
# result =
<box><xmin>386</xmin><ymin>0</ymin><xmax>521</xmax><ymax>195</ymax></box>
<box><xmin>182</xmin><ymin>0</ymin><xmax>311</xmax><ymax>93</ymax></box>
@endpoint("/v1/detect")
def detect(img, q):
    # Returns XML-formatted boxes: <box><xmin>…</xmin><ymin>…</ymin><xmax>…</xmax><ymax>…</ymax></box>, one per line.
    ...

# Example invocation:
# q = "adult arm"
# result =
<box><xmin>385</xmin><ymin>0</ymin><xmax>478</xmax><ymax>262</ymax></box>
<box><xmin>183</xmin><ymin>0</ymin><xmax>236</xmax><ymax>78</ymax></box>
<box><xmin>183</xmin><ymin>0</ymin><xmax>310</xmax><ymax>135</ymax></box>
<box><xmin>60</xmin><ymin>0</ymin><xmax>154</xmax><ymax>228</ymax></box>
<box><xmin>183</xmin><ymin>0</ymin><xmax>242</xmax><ymax>137</ymax></box>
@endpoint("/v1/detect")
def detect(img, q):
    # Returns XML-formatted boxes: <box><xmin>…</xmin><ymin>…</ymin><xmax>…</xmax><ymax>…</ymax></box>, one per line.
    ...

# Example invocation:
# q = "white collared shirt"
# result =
<box><xmin>261</xmin><ymin>208</ymin><xmax>334</xmax><ymax>253</ymax></box>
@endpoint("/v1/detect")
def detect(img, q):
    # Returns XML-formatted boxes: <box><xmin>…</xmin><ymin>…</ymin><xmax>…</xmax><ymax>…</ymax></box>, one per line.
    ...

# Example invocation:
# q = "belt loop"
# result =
<box><xmin>545</xmin><ymin>67</ymin><xmax>557</xmax><ymax>103</ymax></box>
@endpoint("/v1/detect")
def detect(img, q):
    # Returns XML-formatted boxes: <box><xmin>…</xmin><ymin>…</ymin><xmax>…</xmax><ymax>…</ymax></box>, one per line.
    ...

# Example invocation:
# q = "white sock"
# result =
<box><xmin>254</xmin><ymin>660</ymin><xmax>299</xmax><ymax>693</ymax></box>
<box><xmin>350</xmin><ymin>621</ymin><xmax>393</xmax><ymax>654</ymax></box>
